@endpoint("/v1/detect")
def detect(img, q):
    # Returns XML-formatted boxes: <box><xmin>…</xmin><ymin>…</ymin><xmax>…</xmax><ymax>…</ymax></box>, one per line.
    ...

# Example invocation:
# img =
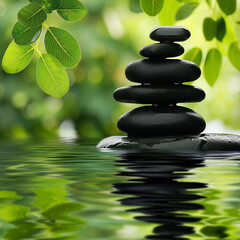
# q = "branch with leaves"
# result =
<box><xmin>2</xmin><ymin>0</ymin><xmax>87</xmax><ymax>98</ymax></box>
<box><xmin>137</xmin><ymin>0</ymin><xmax>240</xmax><ymax>86</ymax></box>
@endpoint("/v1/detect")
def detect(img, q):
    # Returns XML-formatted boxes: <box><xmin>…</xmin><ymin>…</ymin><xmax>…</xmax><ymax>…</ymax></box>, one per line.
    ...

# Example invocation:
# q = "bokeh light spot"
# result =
<box><xmin>88</xmin><ymin>67</ymin><xmax>104</xmax><ymax>84</ymax></box>
<box><xmin>12</xmin><ymin>92</ymin><xmax>28</xmax><ymax>108</ymax></box>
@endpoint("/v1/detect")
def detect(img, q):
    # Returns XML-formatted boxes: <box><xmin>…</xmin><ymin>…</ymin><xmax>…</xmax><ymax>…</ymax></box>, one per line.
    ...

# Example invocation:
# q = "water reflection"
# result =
<box><xmin>113</xmin><ymin>152</ymin><xmax>207</xmax><ymax>239</ymax></box>
<box><xmin>0</xmin><ymin>139</ymin><xmax>239</xmax><ymax>239</ymax></box>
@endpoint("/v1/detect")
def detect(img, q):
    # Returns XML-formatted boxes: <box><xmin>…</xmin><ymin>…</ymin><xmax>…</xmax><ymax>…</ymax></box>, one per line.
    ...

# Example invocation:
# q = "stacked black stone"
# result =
<box><xmin>114</xmin><ymin>26</ymin><xmax>206</xmax><ymax>138</ymax></box>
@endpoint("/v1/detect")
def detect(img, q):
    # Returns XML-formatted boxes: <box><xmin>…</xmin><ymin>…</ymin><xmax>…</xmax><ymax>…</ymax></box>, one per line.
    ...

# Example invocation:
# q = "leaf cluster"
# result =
<box><xmin>137</xmin><ymin>0</ymin><xmax>240</xmax><ymax>86</ymax></box>
<box><xmin>2</xmin><ymin>0</ymin><xmax>87</xmax><ymax>98</ymax></box>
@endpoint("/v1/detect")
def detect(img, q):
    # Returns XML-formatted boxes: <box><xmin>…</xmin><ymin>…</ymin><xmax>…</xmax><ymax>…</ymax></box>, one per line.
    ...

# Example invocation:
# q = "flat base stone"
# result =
<box><xmin>97</xmin><ymin>134</ymin><xmax>240</xmax><ymax>152</ymax></box>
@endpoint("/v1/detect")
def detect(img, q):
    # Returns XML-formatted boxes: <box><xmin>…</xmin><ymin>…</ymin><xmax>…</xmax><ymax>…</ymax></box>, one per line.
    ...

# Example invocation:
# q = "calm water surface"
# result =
<box><xmin>0</xmin><ymin>138</ymin><xmax>239</xmax><ymax>239</ymax></box>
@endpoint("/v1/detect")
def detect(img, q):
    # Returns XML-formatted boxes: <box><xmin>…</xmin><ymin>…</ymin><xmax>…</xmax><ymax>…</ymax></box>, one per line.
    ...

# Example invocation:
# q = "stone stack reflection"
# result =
<box><xmin>113</xmin><ymin>153</ymin><xmax>206</xmax><ymax>239</ymax></box>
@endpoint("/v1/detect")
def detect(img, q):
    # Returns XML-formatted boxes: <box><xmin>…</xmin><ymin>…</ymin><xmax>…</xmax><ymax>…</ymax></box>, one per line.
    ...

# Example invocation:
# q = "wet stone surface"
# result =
<box><xmin>114</xmin><ymin>85</ymin><xmax>205</xmax><ymax>104</ymax></box>
<box><xmin>150</xmin><ymin>26</ymin><xmax>191</xmax><ymax>42</ymax></box>
<box><xmin>125</xmin><ymin>59</ymin><xmax>201</xmax><ymax>84</ymax></box>
<box><xmin>117</xmin><ymin>106</ymin><xmax>206</xmax><ymax>137</ymax></box>
<box><xmin>140</xmin><ymin>42</ymin><xmax>184</xmax><ymax>58</ymax></box>
<box><xmin>97</xmin><ymin>134</ymin><xmax>240</xmax><ymax>151</ymax></box>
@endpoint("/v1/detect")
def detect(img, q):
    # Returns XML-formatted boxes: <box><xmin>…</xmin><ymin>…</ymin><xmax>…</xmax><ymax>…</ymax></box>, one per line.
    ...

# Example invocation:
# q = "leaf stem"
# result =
<box><xmin>34</xmin><ymin>37</ymin><xmax>42</xmax><ymax>55</ymax></box>
<box><xmin>211</xmin><ymin>0</ymin><xmax>217</xmax><ymax>17</ymax></box>
<box><xmin>43</xmin><ymin>22</ymin><xmax>50</xmax><ymax>31</ymax></box>
<box><xmin>35</xmin><ymin>47</ymin><xmax>42</xmax><ymax>56</ymax></box>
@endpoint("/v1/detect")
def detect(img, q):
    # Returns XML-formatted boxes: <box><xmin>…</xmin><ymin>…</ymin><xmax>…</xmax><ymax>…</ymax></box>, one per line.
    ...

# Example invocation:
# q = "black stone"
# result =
<box><xmin>125</xmin><ymin>59</ymin><xmax>201</xmax><ymax>84</ymax></box>
<box><xmin>140</xmin><ymin>43</ymin><xmax>184</xmax><ymax>58</ymax></box>
<box><xmin>150</xmin><ymin>26</ymin><xmax>191</xmax><ymax>42</ymax></box>
<box><xmin>117</xmin><ymin>106</ymin><xmax>206</xmax><ymax>137</ymax></box>
<box><xmin>97</xmin><ymin>134</ymin><xmax>240</xmax><ymax>152</ymax></box>
<box><xmin>114</xmin><ymin>85</ymin><xmax>205</xmax><ymax>104</ymax></box>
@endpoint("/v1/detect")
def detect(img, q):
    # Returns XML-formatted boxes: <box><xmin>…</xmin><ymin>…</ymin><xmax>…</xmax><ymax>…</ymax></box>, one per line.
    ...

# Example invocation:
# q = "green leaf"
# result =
<box><xmin>32</xmin><ymin>177</ymin><xmax>72</xmax><ymax>211</ymax></box>
<box><xmin>216</xmin><ymin>17</ymin><xmax>226</xmax><ymax>41</ymax></box>
<box><xmin>205</xmin><ymin>0</ymin><xmax>211</xmax><ymax>7</ymax></box>
<box><xmin>129</xmin><ymin>0</ymin><xmax>142</xmax><ymax>13</ymax></box>
<box><xmin>204</xmin><ymin>48</ymin><xmax>222</xmax><ymax>86</ymax></box>
<box><xmin>36</xmin><ymin>53</ymin><xmax>69</xmax><ymax>98</ymax></box>
<box><xmin>0</xmin><ymin>190</ymin><xmax>22</xmax><ymax>200</ymax></box>
<box><xmin>184</xmin><ymin>47</ymin><xmax>202</xmax><ymax>66</ymax></box>
<box><xmin>12</xmin><ymin>22</ymin><xmax>42</xmax><ymax>45</ymax></box>
<box><xmin>0</xmin><ymin>204</ymin><xmax>29</xmax><ymax>222</ymax></box>
<box><xmin>18</xmin><ymin>3</ymin><xmax>47</xmax><ymax>27</ymax></box>
<box><xmin>42</xmin><ymin>202</ymin><xmax>85</xmax><ymax>222</ymax></box>
<box><xmin>203</xmin><ymin>17</ymin><xmax>216</xmax><ymax>41</ymax></box>
<box><xmin>2</xmin><ymin>41</ymin><xmax>34</xmax><ymax>74</ymax></box>
<box><xmin>217</xmin><ymin>0</ymin><xmax>236</xmax><ymax>15</ymax></box>
<box><xmin>43</xmin><ymin>0</ymin><xmax>61</xmax><ymax>13</ymax></box>
<box><xmin>140</xmin><ymin>0</ymin><xmax>164</xmax><ymax>16</ymax></box>
<box><xmin>228</xmin><ymin>42</ymin><xmax>240</xmax><ymax>71</ymax></box>
<box><xmin>45</xmin><ymin>27</ymin><xmax>81</xmax><ymax>68</ymax></box>
<box><xmin>158</xmin><ymin>0</ymin><xmax>181</xmax><ymax>25</ymax></box>
<box><xmin>201</xmin><ymin>226</ymin><xmax>228</xmax><ymax>239</ymax></box>
<box><xmin>29</xmin><ymin>0</ymin><xmax>42</xmax><ymax>5</ymax></box>
<box><xmin>175</xmin><ymin>2</ymin><xmax>198</xmax><ymax>21</ymax></box>
<box><xmin>57</xmin><ymin>0</ymin><xmax>87</xmax><ymax>21</ymax></box>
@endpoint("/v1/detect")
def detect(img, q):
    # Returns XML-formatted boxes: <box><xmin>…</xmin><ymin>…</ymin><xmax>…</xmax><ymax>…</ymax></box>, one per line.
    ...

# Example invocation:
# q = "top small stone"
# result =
<box><xmin>150</xmin><ymin>26</ymin><xmax>191</xmax><ymax>42</ymax></box>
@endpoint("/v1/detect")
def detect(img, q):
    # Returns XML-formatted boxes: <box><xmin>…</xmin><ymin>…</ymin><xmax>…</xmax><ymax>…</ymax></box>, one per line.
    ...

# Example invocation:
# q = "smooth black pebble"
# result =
<box><xmin>125</xmin><ymin>59</ymin><xmax>201</xmax><ymax>84</ymax></box>
<box><xmin>140</xmin><ymin>42</ymin><xmax>184</xmax><ymax>58</ymax></box>
<box><xmin>114</xmin><ymin>85</ymin><xmax>206</xmax><ymax>104</ymax></box>
<box><xmin>150</xmin><ymin>26</ymin><xmax>191</xmax><ymax>42</ymax></box>
<box><xmin>117</xmin><ymin>106</ymin><xmax>206</xmax><ymax>137</ymax></box>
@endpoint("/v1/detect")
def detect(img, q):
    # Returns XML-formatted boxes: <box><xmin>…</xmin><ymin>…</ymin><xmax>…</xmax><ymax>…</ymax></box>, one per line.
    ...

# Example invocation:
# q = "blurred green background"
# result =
<box><xmin>0</xmin><ymin>0</ymin><xmax>240</xmax><ymax>139</ymax></box>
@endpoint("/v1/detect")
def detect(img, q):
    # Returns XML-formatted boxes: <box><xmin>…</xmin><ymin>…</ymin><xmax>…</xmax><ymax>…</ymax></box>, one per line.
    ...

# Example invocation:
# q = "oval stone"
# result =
<box><xmin>140</xmin><ymin>43</ymin><xmax>184</xmax><ymax>58</ymax></box>
<box><xmin>97</xmin><ymin>134</ymin><xmax>240</xmax><ymax>152</ymax></box>
<box><xmin>114</xmin><ymin>85</ymin><xmax>206</xmax><ymax>104</ymax></box>
<box><xmin>150</xmin><ymin>26</ymin><xmax>191</xmax><ymax>42</ymax></box>
<box><xmin>125</xmin><ymin>59</ymin><xmax>201</xmax><ymax>84</ymax></box>
<box><xmin>117</xmin><ymin>106</ymin><xmax>206</xmax><ymax>137</ymax></box>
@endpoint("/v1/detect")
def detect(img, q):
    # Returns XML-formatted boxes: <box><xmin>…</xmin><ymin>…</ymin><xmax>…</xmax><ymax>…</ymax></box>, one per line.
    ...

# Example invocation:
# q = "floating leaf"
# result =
<box><xmin>217</xmin><ymin>0</ymin><xmax>236</xmax><ymax>15</ymax></box>
<box><xmin>203</xmin><ymin>17</ymin><xmax>216</xmax><ymax>41</ymax></box>
<box><xmin>140</xmin><ymin>0</ymin><xmax>164</xmax><ymax>16</ymax></box>
<box><xmin>57</xmin><ymin>0</ymin><xmax>87</xmax><ymax>21</ymax></box>
<box><xmin>228</xmin><ymin>42</ymin><xmax>240</xmax><ymax>71</ymax></box>
<box><xmin>2</xmin><ymin>41</ymin><xmax>34</xmax><ymax>74</ymax></box>
<box><xmin>45</xmin><ymin>27</ymin><xmax>81</xmax><ymax>68</ymax></box>
<box><xmin>184</xmin><ymin>47</ymin><xmax>202</xmax><ymax>66</ymax></box>
<box><xmin>175</xmin><ymin>2</ymin><xmax>198</xmax><ymax>21</ymax></box>
<box><xmin>36</xmin><ymin>53</ymin><xmax>69</xmax><ymax>98</ymax></box>
<box><xmin>216</xmin><ymin>17</ymin><xmax>226</xmax><ymax>41</ymax></box>
<box><xmin>204</xmin><ymin>48</ymin><xmax>222</xmax><ymax>86</ymax></box>
<box><xmin>18</xmin><ymin>3</ymin><xmax>47</xmax><ymax>27</ymax></box>
<box><xmin>43</xmin><ymin>0</ymin><xmax>61</xmax><ymax>13</ymax></box>
<box><xmin>12</xmin><ymin>22</ymin><xmax>42</xmax><ymax>45</ymax></box>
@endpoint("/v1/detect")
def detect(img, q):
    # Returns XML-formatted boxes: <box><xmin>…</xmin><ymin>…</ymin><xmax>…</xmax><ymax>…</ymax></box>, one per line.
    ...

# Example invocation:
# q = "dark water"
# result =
<box><xmin>0</xmin><ymin>138</ymin><xmax>239</xmax><ymax>239</ymax></box>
